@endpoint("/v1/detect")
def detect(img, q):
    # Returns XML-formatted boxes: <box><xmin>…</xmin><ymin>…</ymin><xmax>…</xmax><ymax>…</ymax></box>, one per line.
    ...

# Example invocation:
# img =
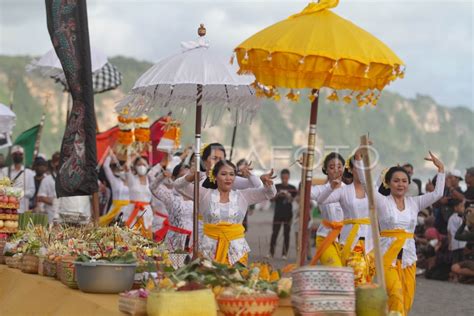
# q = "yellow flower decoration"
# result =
<box><xmin>344</xmin><ymin>155</ymin><xmax>353</xmax><ymax>174</ymax></box>
<box><xmin>208</xmin><ymin>164</ymin><xmax>216</xmax><ymax>184</ymax></box>
<box><xmin>380</xmin><ymin>168</ymin><xmax>390</xmax><ymax>189</ymax></box>
<box><xmin>200</xmin><ymin>143</ymin><xmax>210</xmax><ymax>158</ymax></box>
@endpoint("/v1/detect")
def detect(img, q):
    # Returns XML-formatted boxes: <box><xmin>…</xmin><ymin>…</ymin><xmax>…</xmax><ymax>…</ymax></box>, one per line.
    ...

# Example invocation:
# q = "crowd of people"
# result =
<box><xmin>1</xmin><ymin>139</ymin><xmax>473</xmax><ymax>316</ymax></box>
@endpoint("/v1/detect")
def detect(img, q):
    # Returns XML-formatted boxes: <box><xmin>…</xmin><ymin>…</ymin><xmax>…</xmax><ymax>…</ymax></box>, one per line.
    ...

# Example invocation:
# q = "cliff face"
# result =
<box><xmin>0</xmin><ymin>55</ymin><xmax>472</xmax><ymax>176</ymax></box>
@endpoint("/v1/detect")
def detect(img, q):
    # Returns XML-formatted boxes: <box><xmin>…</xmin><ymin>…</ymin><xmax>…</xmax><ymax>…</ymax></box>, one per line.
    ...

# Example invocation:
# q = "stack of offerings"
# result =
<box><xmin>291</xmin><ymin>266</ymin><xmax>356</xmax><ymax>316</ymax></box>
<box><xmin>0</xmin><ymin>177</ymin><xmax>22</xmax><ymax>233</ymax></box>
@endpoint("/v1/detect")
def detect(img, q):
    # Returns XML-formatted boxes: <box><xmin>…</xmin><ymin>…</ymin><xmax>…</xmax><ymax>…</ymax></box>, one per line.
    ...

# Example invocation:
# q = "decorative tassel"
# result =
<box><xmin>273</xmin><ymin>93</ymin><xmax>281</xmax><ymax>102</ymax></box>
<box><xmin>308</xmin><ymin>90</ymin><xmax>319</xmax><ymax>102</ymax></box>
<box><xmin>343</xmin><ymin>94</ymin><xmax>353</xmax><ymax>104</ymax></box>
<box><xmin>286</xmin><ymin>90</ymin><xmax>300</xmax><ymax>102</ymax></box>
<box><xmin>327</xmin><ymin>90</ymin><xmax>339</xmax><ymax>102</ymax></box>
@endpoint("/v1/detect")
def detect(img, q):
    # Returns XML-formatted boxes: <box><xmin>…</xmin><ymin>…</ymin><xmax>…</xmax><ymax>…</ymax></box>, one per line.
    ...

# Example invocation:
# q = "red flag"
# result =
<box><xmin>96</xmin><ymin>126</ymin><xmax>119</xmax><ymax>162</ymax></box>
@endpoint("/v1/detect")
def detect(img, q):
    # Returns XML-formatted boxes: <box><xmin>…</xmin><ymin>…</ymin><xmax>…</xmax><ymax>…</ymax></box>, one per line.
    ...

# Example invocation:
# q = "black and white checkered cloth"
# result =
<box><xmin>52</xmin><ymin>62</ymin><xmax>122</xmax><ymax>94</ymax></box>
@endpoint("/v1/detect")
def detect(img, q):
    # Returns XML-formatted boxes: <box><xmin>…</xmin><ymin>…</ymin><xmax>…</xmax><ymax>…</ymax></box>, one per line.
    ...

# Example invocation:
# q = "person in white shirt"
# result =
<box><xmin>310</xmin><ymin>152</ymin><xmax>345</xmax><ymax>267</ymax></box>
<box><xmin>447</xmin><ymin>200</ymin><xmax>467</xmax><ymax>264</ymax></box>
<box><xmin>121</xmin><ymin>156</ymin><xmax>153</xmax><ymax>238</ymax></box>
<box><xmin>316</xmin><ymin>154</ymin><xmax>375</xmax><ymax>287</ymax></box>
<box><xmin>354</xmin><ymin>147</ymin><xmax>445</xmax><ymax>316</ymax></box>
<box><xmin>0</xmin><ymin>145</ymin><xmax>35</xmax><ymax>213</ymax></box>
<box><xmin>99</xmin><ymin>154</ymin><xmax>130</xmax><ymax>226</ymax></box>
<box><xmin>36</xmin><ymin>174</ymin><xmax>57</xmax><ymax>223</ymax></box>
<box><xmin>151</xmin><ymin>163</ymin><xmax>193</xmax><ymax>252</ymax></box>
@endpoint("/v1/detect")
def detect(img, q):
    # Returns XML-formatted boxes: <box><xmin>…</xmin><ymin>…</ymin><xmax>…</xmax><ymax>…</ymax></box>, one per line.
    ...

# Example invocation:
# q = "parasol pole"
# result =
<box><xmin>298</xmin><ymin>89</ymin><xmax>319</xmax><ymax>266</ymax></box>
<box><xmin>360</xmin><ymin>134</ymin><xmax>386</xmax><ymax>289</ymax></box>
<box><xmin>33</xmin><ymin>94</ymin><xmax>50</xmax><ymax>160</ymax></box>
<box><xmin>192</xmin><ymin>23</ymin><xmax>206</xmax><ymax>259</ymax></box>
<box><xmin>229</xmin><ymin>112</ymin><xmax>238</xmax><ymax>161</ymax></box>
<box><xmin>193</xmin><ymin>84</ymin><xmax>203</xmax><ymax>258</ymax></box>
<box><xmin>297</xmin><ymin>153</ymin><xmax>308</xmax><ymax>267</ymax></box>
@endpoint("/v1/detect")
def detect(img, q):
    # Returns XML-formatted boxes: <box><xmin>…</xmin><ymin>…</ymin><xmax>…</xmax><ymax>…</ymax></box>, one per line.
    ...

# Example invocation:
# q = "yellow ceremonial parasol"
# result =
<box><xmin>234</xmin><ymin>0</ymin><xmax>404</xmax><ymax>287</ymax></box>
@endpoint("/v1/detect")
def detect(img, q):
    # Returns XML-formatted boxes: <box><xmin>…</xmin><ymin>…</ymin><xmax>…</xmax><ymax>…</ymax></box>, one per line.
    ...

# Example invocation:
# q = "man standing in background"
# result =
<box><xmin>0</xmin><ymin>145</ymin><xmax>35</xmax><ymax>213</ymax></box>
<box><xmin>268</xmin><ymin>169</ymin><xmax>297</xmax><ymax>260</ymax></box>
<box><xmin>403</xmin><ymin>163</ymin><xmax>422</xmax><ymax>196</ymax></box>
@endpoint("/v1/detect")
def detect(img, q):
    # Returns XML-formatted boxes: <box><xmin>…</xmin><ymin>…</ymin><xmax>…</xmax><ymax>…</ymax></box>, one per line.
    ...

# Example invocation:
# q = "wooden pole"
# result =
<box><xmin>192</xmin><ymin>83</ymin><xmax>203</xmax><ymax>259</ymax></box>
<box><xmin>297</xmin><ymin>153</ymin><xmax>307</xmax><ymax>267</ymax></box>
<box><xmin>298</xmin><ymin>89</ymin><xmax>319</xmax><ymax>266</ymax></box>
<box><xmin>360</xmin><ymin>134</ymin><xmax>386</xmax><ymax>289</ymax></box>
<box><xmin>229</xmin><ymin>112</ymin><xmax>238</xmax><ymax>161</ymax></box>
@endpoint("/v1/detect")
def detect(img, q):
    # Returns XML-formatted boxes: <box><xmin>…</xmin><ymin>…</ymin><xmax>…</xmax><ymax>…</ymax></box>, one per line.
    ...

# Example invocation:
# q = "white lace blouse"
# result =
<box><xmin>355</xmin><ymin>160</ymin><xmax>445</xmax><ymax>267</ymax></box>
<box><xmin>311</xmin><ymin>183</ymin><xmax>344</xmax><ymax>239</ymax></box>
<box><xmin>198</xmin><ymin>185</ymin><xmax>276</xmax><ymax>264</ymax></box>
<box><xmin>151</xmin><ymin>174</ymin><xmax>193</xmax><ymax>252</ymax></box>
<box><xmin>317</xmin><ymin>182</ymin><xmax>373</xmax><ymax>254</ymax></box>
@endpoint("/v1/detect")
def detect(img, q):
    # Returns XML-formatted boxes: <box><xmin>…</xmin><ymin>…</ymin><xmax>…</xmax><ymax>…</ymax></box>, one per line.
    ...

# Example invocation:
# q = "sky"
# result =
<box><xmin>0</xmin><ymin>0</ymin><xmax>472</xmax><ymax>108</ymax></box>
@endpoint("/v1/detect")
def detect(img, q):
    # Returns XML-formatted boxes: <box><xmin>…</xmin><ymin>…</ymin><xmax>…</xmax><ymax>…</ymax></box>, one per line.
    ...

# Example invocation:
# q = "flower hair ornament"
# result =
<box><xmin>208</xmin><ymin>164</ymin><xmax>216</xmax><ymax>183</ymax></box>
<box><xmin>381</xmin><ymin>168</ymin><xmax>390</xmax><ymax>189</ymax></box>
<box><xmin>344</xmin><ymin>155</ymin><xmax>353</xmax><ymax>174</ymax></box>
<box><xmin>200</xmin><ymin>143</ymin><xmax>210</xmax><ymax>158</ymax></box>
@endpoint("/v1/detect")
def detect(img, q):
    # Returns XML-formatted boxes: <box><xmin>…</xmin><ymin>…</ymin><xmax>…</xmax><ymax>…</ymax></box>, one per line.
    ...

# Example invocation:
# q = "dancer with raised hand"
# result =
<box><xmin>310</xmin><ymin>152</ymin><xmax>345</xmax><ymax>267</ymax></box>
<box><xmin>354</xmin><ymin>146</ymin><xmax>445</xmax><ymax>316</ymax></box>
<box><xmin>174</xmin><ymin>143</ymin><xmax>262</xmax><ymax>192</ymax></box>
<box><xmin>121</xmin><ymin>155</ymin><xmax>154</xmax><ymax>238</ymax></box>
<box><xmin>150</xmin><ymin>163</ymin><xmax>193</xmax><ymax>252</ymax></box>
<box><xmin>186</xmin><ymin>159</ymin><xmax>276</xmax><ymax>265</ymax></box>
<box><xmin>99</xmin><ymin>152</ymin><xmax>130</xmax><ymax>226</ymax></box>
<box><xmin>317</xmin><ymin>153</ymin><xmax>375</xmax><ymax>286</ymax></box>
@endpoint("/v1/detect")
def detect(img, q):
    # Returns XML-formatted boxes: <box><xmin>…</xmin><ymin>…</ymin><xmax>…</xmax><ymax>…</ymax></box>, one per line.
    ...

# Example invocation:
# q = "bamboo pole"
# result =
<box><xmin>360</xmin><ymin>134</ymin><xmax>386</xmax><ymax>289</ymax></box>
<box><xmin>297</xmin><ymin>153</ymin><xmax>308</xmax><ymax>267</ymax></box>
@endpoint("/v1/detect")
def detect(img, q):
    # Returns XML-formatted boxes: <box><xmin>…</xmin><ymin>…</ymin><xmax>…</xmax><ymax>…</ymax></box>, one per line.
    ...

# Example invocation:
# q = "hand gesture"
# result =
<box><xmin>260</xmin><ymin>169</ymin><xmax>276</xmax><ymax>187</ymax></box>
<box><xmin>424</xmin><ymin>151</ymin><xmax>444</xmax><ymax>173</ymax></box>
<box><xmin>239</xmin><ymin>161</ymin><xmax>254</xmax><ymax>178</ymax></box>
<box><xmin>330</xmin><ymin>170</ymin><xmax>343</xmax><ymax>190</ymax></box>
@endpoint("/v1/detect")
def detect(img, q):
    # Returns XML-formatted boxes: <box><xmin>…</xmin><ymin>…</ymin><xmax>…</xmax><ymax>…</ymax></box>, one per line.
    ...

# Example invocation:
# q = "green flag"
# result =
<box><xmin>12</xmin><ymin>125</ymin><xmax>40</xmax><ymax>168</ymax></box>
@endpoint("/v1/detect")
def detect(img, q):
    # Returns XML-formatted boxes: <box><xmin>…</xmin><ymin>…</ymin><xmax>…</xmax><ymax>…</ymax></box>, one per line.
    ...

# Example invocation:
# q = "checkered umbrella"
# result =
<box><xmin>27</xmin><ymin>48</ymin><xmax>122</xmax><ymax>94</ymax></box>
<box><xmin>52</xmin><ymin>62</ymin><xmax>123</xmax><ymax>94</ymax></box>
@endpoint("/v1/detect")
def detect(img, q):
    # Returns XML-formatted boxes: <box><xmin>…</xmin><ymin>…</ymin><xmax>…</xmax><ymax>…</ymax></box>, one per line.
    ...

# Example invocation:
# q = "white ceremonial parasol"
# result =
<box><xmin>117</xmin><ymin>24</ymin><xmax>260</xmax><ymax>256</ymax></box>
<box><xmin>0</xmin><ymin>102</ymin><xmax>16</xmax><ymax>149</ymax></box>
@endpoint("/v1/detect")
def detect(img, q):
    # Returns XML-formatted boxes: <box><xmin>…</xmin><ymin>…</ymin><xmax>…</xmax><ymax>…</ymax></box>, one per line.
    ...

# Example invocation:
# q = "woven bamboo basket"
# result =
<box><xmin>21</xmin><ymin>254</ymin><xmax>40</xmax><ymax>274</ymax></box>
<box><xmin>60</xmin><ymin>259</ymin><xmax>78</xmax><ymax>289</ymax></box>
<box><xmin>0</xmin><ymin>240</ymin><xmax>6</xmax><ymax>264</ymax></box>
<box><xmin>118</xmin><ymin>294</ymin><xmax>148</xmax><ymax>316</ymax></box>
<box><xmin>38</xmin><ymin>256</ymin><xmax>46</xmax><ymax>275</ymax></box>
<box><xmin>5</xmin><ymin>255</ymin><xmax>22</xmax><ymax>269</ymax></box>
<box><xmin>43</xmin><ymin>258</ymin><xmax>57</xmax><ymax>277</ymax></box>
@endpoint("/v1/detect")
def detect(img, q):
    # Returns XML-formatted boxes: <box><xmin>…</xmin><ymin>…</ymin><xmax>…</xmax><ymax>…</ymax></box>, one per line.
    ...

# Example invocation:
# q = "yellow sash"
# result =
<box><xmin>310</xmin><ymin>219</ymin><xmax>344</xmax><ymax>265</ymax></box>
<box><xmin>380</xmin><ymin>229</ymin><xmax>414</xmax><ymax>267</ymax></box>
<box><xmin>341</xmin><ymin>217</ymin><xmax>371</xmax><ymax>264</ymax></box>
<box><xmin>203</xmin><ymin>222</ymin><xmax>245</xmax><ymax>264</ymax></box>
<box><xmin>99</xmin><ymin>200</ymin><xmax>129</xmax><ymax>227</ymax></box>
